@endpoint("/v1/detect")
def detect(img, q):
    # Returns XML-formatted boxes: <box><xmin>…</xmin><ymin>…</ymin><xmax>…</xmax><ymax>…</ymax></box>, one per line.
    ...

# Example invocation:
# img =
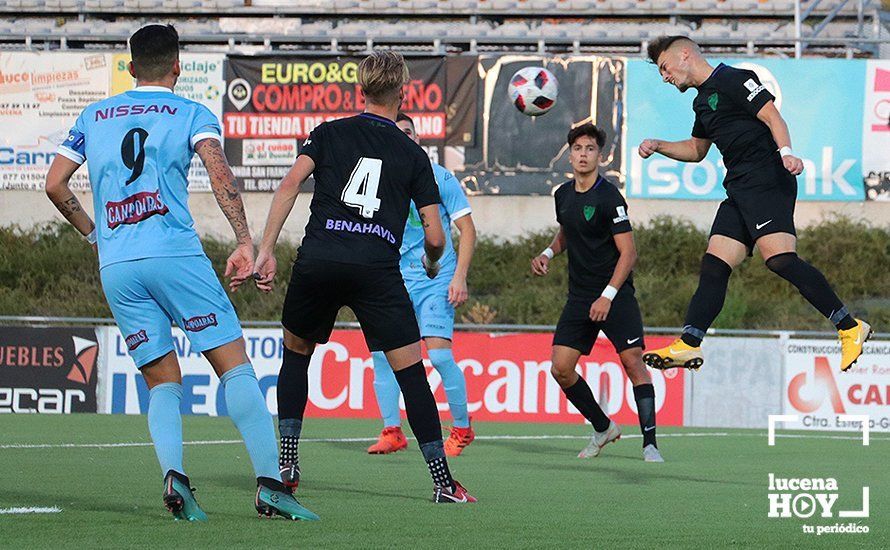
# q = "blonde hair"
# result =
<box><xmin>358</xmin><ymin>50</ymin><xmax>409</xmax><ymax>106</ymax></box>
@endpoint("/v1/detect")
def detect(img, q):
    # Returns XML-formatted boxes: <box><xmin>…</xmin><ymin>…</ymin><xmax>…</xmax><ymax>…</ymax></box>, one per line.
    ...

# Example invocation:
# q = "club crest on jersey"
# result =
<box><xmin>708</xmin><ymin>93</ymin><xmax>719</xmax><ymax>111</ymax></box>
<box><xmin>125</xmin><ymin>330</ymin><xmax>149</xmax><ymax>351</ymax></box>
<box><xmin>182</xmin><ymin>313</ymin><xmax>218</xmax><ymax>332</ymax></box>
<box><xmin>583</xmin><ymin>205</ymin><xmax>596</xmax><ymax>221</ymax></box>
<box><xmin>105</xmin><ymin>190</ymin><xmax>169</xmax><ymax>230</ymax></box>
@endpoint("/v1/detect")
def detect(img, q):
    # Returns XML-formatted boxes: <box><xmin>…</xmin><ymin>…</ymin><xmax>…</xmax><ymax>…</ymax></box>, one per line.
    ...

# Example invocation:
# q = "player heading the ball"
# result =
<box><xmin>638</xmin><ymin>36</ymin><xmax>871</xmax><ymax>372</ymax></box>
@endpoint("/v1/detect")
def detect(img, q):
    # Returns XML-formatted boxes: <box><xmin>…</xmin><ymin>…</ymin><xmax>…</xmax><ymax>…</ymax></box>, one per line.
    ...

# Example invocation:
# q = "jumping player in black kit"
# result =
<box><xmin>253</xmin><ymin>51</ymin><xmax>475</xmax><ymax>504</ymax></box>
<box><xmin>531</xmin><ymin>124</ymin><xmax>663</xmax><ymax>463</ymax></box>
<box><xmin>640</xmin><ymin>36</ymin><xmax>871</xmax><ymax>373</ymax></box>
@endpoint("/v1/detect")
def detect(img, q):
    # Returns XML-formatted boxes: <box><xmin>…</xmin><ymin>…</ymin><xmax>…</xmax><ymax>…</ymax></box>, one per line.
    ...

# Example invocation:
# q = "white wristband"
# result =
<box><xmin>601</xmin><ymin>285</ymin><xmax>618</xmax><ymax>301</ymax></box>
<box><xmin>85</xmin><ymin>229</ymin><xmax>97</xmax><ymax>245</ymax></box>
<box><xmin>541</xmin><ymin>247</ymin><xmax>554</xmax><ymax>260</ymax></box>
<box><xmin>779</xmin><ymin>146</ymin><xmax>793</xmax><ymax>158</ymax></box>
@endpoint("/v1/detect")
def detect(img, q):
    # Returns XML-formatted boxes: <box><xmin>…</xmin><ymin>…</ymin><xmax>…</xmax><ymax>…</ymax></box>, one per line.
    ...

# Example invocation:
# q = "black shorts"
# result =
<box><xmin>553</xmin><ymin>283</ymin><xmax>645</xmax><ymax>355</ymax></box>
<box><xmin>710</xmin><ymin>160</ymin><xmax>797</xmax><ymax>252</ymax></box>
<box><xmin>281</xmin><ymin>257</ymin><xmax>420</xmax><ymax>352</ymax></box>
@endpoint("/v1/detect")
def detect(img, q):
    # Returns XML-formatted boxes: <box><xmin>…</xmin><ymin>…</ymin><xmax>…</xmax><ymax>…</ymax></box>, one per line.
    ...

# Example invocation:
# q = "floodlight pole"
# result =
<box><xmin>794</xmin><ymin>0</ymin><xmax>802</xmax><ymax>58</ymax></box>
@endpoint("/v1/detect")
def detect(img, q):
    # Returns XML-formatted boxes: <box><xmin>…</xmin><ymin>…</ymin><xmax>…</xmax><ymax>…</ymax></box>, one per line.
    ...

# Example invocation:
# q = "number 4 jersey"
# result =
<box><xmin>57</xmin><ymin>86</ymin><xmax>221</xmax><ymax>269</ymax></box>
<box><xmin>297</xmin><ymin>113</ymin><xmax>441</xmax><ymax>266</ymax></box>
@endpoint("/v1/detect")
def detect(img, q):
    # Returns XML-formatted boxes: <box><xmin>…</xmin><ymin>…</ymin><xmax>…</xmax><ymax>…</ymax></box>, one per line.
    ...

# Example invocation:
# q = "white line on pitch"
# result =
<box><xmin>0</xmin><ymin>507</ymin><xmax>62</xmax><ymax>515</ymax></box>
<box><xmin>1</xmin><ymin>431</ymin><xmax>886</xmax><ymax>450</ymax></box>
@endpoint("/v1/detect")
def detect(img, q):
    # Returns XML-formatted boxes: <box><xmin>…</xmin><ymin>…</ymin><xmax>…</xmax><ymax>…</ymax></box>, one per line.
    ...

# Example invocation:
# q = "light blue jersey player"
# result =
<box><xmin>45</xmin><ymin>24</ymin><xmax>316</xmax><ymax>522</ymax></box>
<box><xmin>368</xmin><ymin>113</ymin><xmax>478</xmax><ymax>457</ymax></box>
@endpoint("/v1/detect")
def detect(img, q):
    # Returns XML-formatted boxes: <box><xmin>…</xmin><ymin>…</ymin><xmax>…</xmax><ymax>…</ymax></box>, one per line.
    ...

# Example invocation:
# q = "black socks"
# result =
<box><xmin>563</xmin><ymin>375</ymin><xmax>611</xmax><ymax>432</ymax></box>
<box><xmin>765</xmin><ymin>252</ymin><xmax>856</xmax><ymax>330</ymax></box>
<box><xmin>277</xmin><ymin>347</ymin><xmax>311</xmax><ymax>466</ymax></box>
<box><xmin>682</xmin><ymin>253</ymin><xmax>733</xmax><ymax>347</ymax></box>
<box><xmin>633</xmin><ymin>384</ymin><xmax>657</xmax><ymax>448</ymax></box>
<box><xmin>394</xmin><ymin>362</ymin><xmax>455</xmax><ymax>490</ymax></box>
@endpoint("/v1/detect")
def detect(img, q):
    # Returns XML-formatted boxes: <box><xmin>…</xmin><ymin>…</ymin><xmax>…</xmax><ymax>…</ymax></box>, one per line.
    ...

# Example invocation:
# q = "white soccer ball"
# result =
<box><xmin>507</xmin><ymin>67</ymin><xmax>559</xmax><ymax>116</ymax></box>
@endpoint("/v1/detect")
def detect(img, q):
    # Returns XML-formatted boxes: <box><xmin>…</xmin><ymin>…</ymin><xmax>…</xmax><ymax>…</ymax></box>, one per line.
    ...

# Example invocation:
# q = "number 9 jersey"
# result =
<box><xmin>296</xmin><ymin>113</ymin><xmax>441</xmax><ymax>267</ymax></box>
<box><xmin>56</xmin><ymin>86</ymin><xmax>221</xmax><ymax>269</ymax></box>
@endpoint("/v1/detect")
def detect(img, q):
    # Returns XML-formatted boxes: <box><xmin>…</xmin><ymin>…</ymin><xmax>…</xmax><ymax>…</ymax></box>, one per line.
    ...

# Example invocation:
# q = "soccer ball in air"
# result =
<box><xmin>508</xmin><ymin>67</ymin><xmax>559</xmax><ymax>116</ymax></box>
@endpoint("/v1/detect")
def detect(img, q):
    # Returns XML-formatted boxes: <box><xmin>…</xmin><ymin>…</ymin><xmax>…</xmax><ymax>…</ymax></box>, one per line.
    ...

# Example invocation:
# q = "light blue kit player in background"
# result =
<box><xmin>44</xmin><ymin>24</ymin><xmax>317</xmax><ymax>522</ymax></box>
<box><xmin>367</xmin><ymin>113</ymin><xmax>478</xmax><ymax>457</ymax></box>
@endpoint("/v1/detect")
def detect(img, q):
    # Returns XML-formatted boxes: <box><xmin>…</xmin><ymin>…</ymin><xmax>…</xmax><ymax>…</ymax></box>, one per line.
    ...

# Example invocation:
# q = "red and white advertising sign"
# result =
<box><xmin>102</xmin><ymin>328</ymin><xmax>685</xmax><ymax>426</ymax></box>
<box><xmin>783</xmin><ymin>339</ymin><xmax>890</xmax><ymax>432</ymax></box>
<box><xmin>304</xmin><ymin>331</ymin><xmax>684</xmax><ymax>426</ymax></box>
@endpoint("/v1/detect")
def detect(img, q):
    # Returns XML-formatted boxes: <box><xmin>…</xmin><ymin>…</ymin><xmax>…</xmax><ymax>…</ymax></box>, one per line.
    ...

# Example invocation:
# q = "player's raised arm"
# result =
<box><xmin>531</xmin><ymin>226</ymin><xmax>566</xmax><ymax>276</ymax></box>
<box><xmin>253</xmin><ymin>154</ymin><xmax>315</xmax><ymax>292</ymax></box>
<box><xmin>45</xmin><ymin>145</ymin><xmax>96</xmax><ymax>248</ymax></box>
<box><xmin>195</xmin><ymin>138</ymin><xmax>253</xmax><ymax>292</ymax></box>
<box><xmin>638</xmin><ymin>136</ymin><xmax>711</xmax><ymax>162</ymax></box>
<box><xmin>755</xmin><ymin>101</ymin><xmax>804</xmax><ymax>176</ymax></box>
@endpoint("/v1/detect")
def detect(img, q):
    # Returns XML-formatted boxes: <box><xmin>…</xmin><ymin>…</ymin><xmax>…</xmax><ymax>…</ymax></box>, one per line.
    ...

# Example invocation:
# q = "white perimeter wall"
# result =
<box><xmin>3</xmin><ymin>190</ymin><xmax>888</xmax><ymax>242</ymax></box>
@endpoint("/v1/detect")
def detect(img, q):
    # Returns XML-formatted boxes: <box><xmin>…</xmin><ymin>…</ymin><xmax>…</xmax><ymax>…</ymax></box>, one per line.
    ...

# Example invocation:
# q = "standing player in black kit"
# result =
<box><xmin>531</xmin><ymin>123</ymin><xmax>663</xmax><ymax>463</ymax></box>
<box><xmin>639</xmin><ymin>36</ymin><xmax>871</xmax><ymax>373</ymax></box>
<box><xmin>253</xmin><ymin>51</ymin><xmax>476</xmax><ymax>504</ymax></box>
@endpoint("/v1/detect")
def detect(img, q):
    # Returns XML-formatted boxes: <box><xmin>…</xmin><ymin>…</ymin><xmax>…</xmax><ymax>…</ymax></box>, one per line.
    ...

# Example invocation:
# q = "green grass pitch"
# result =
<box><xmin>0</xmin><ymin>415</ymin><xmax>885</xmax><ymax>548</ymax></box>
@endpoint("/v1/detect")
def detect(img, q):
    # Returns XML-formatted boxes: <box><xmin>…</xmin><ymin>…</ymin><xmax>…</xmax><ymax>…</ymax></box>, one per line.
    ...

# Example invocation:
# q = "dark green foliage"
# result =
<box><xmin>2</xmin><ymin>217</ymin><xmax>887</xmax><ymax>330</ymax></box>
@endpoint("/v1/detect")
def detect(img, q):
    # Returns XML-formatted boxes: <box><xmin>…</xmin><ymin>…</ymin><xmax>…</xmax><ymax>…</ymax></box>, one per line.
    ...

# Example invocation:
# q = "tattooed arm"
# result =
<box><xmin>195</xmin><ymin>138</ymin><xmax>253</xmax><ymax>291</ymax></box>
<box><xmin>196</xmin><ymin>138</ymin><xmax>251</xmax><ymax>245</ymax></box>
<box><xmin>45</xmin><ymin>155</ymin><xmax>95</xmax><ymax>240</ymax></box>
<box><xmin>418</xmin><ymin>204</ymin><xmax>445</xmax><ymax>279</ymax></box>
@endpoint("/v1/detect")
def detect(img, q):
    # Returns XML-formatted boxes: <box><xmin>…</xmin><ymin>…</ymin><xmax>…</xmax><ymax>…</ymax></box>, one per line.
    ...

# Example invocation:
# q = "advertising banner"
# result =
<box><xmin>862</xmin><ymin>60</ymin><xmax>890</xmax><ymax>201</ymax></box>
<box><xmin>0</xmin><ymin>52</ymin><xmax>110</xmax><ymax>190</ymax></box>
<box><xmin>101</xmin><ymin>327</ymin><xmax>684</xmax><ymax>426</ymax></box>
<box><xmin>456</xmin><ymin>55</ymin><xmax>625</xmax><ymax>195</ymax></box>
<box><xmin>110</xmin><ymin>52</ymin><xmax>227</xmax><ymax>192</ymax></box>
<box><xmin>0</xmin><ymin>326</ymin><xmax>99</xmax><ymax>414</ymax></box>
<box><xmin>626</xmin><ymin>59</ymin><xmax>866</xmax><ymax>201</ymax></box>
<box><xmin>782</xmin><ymin>339</ymin><xmax>890</xmax><ymax>432</ymax></box>
<box><xmin>223</xmin><ymin>56</ymin><xmax>446</xmax><ymax>191</ymax></box>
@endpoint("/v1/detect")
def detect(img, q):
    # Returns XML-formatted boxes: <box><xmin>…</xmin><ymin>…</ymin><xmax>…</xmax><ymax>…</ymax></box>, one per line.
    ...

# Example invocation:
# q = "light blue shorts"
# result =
<box><xmin>100</xmin><ymin>255</ymin><xmax>243</xmax><ymax>368</ymax></box>
<box><xmin>405</xmin><ymin>275</ymin><xmax>455</xmax><ymax>341</ymax></box>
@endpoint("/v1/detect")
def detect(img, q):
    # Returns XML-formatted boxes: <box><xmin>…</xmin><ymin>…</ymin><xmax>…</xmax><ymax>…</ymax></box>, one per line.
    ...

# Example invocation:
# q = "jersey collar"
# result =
<box><xmin>573</xmin><ymin>174</ymin><xmax>604</xmax><ymax>194</ymax></box>
<box><xmin>359</xmin><ymin>112</ymin><xmax>397</xmax><ymax>127</ymax></box>
<box><xmin>132</xmin><ymin>85</ymin><xmax>174</xmax><ymax>93</ymax></box>
<box><xmin>701</xmin><ymin>63</ymin><xmax>727</xmax><ymax>86</ymax></box>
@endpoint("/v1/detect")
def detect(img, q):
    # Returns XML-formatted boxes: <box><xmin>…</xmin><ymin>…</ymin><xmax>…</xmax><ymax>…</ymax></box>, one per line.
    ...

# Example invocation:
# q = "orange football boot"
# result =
<box><xmin>444</xmin><ymin>424</ymin><xmax>475</xmax><ymax>457</ymax></box>
<box><xmin>367</xmin><ymin>426</ymin><xmax>408</xmax><ymax>454</ymax></box>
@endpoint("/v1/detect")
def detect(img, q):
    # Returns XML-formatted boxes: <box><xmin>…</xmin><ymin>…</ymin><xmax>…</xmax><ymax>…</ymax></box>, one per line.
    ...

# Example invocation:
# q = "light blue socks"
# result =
<box><xmin>371</xmin><ymin>349</ymin><xmax>470</xmax><ymax>429</ymax></box>
<box><xmin>429</xmin><ymin>348</ymin><xmax>469</xmax><ymax>428</ymax></box>
<box><xmin>220</xmin><ymin>363</ymin><xmax>280</xmax><ymax>480</ymax></box>
<box><xmin>372</xmin><ymin>351</ymin><xmax>402</xmax><ymax>427</ymax></box>
<box><xmin>148</xmin><ymin>382</ymin><xmax>185</xmax><ymax>477</ymax></box>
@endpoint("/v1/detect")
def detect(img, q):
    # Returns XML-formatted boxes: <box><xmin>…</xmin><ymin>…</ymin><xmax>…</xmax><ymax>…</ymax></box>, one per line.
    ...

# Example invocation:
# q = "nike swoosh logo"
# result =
<box><xmin>644</xmin><ymin>426</ymin><xmax>656</xmax><ymax>432</ymax></box>
<box><xmin>668</xmin><ymin>348</ymin><xmax>684</xmax><ymax>355</ymax></box>
<box><xmin>627</xmin><ymin>337</ymin><xmax>640</xmax><ymax>344</ymax></box>
<box><xmin>755</xmin><ymin>220</ymin><xmax>773</xmax><ymax>230</ymax></box>
<box><xmin>854</xmin><ymin>333</ymin><xmax>862</xmax><ymax>345</ymax></box>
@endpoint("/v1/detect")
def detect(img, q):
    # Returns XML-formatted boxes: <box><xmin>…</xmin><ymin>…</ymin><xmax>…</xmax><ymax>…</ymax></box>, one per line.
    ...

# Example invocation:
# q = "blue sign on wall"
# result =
<box><xmin>625</xmin><ymin>58</ymin><xmax>866</xmax><ymax>201</ymax></box>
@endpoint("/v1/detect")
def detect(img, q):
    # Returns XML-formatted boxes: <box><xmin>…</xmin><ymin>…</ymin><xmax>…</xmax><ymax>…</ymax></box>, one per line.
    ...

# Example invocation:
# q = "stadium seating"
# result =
<box><xmin>0</xmin><ymin>0</ymin><xmax>880</xmax><ymax>57</ymax></box>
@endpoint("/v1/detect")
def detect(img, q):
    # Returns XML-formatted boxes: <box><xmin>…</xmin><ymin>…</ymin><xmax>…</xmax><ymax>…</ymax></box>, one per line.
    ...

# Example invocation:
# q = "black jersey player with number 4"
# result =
<box><xmin>531</xmin><ymin>124</ymin><xmax>662</xmax><ymax>463</ymax></box>
<box><xmin>254</xmin><ymin>51</ymin><xmax>476</xmax><ymax>505</ymax></box>
<box><xmin>639</xmin><ymin>36</ymin><xmax>871</xmax><ymax>374</ymax></box>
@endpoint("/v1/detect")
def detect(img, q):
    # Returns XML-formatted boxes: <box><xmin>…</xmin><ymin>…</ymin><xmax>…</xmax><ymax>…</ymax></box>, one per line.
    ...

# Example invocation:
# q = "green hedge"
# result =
<box><xmin>2</xmin><ymin>217</ymin><xmax>887</xmax><ymax>330</ymax></box>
